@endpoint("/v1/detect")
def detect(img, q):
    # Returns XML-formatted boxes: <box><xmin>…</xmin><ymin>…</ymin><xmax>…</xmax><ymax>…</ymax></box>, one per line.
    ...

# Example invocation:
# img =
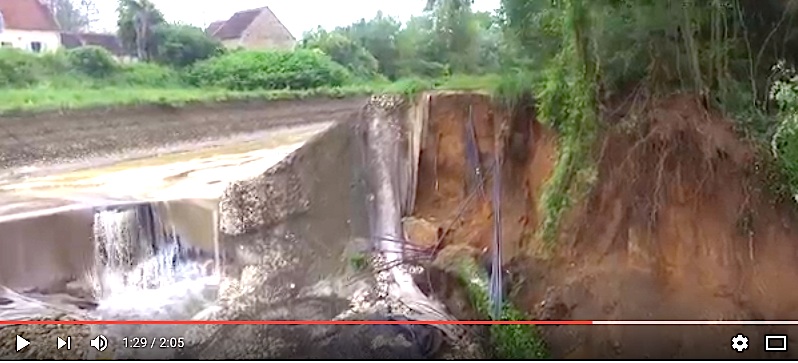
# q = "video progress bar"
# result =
<box><xmin>1</xmin><ymin>320</ymin><xmax>798</xmax><ymax>325</ymax></box>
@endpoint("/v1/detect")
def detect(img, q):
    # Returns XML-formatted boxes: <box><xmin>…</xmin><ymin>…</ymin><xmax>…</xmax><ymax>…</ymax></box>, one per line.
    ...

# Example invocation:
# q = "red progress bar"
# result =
<box><xmin>0</xmin><ymin>320</ymin><xmax>594</xmax><ymax>325</ymax></box>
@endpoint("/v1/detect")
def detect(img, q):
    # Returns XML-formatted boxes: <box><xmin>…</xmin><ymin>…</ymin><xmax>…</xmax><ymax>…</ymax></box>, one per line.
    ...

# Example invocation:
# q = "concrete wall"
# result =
<box><xmin>217</xmin><ymin>119</ymin><xmax>370</xmax><ymax>290</ymax></box>
<box><xmin>0</xmin><ymin>29</ymin><xmax>60</xmax><ymax>53</ymax></box>
<box><xmin>0</xmin><ymin>208</ymin><xmax>94</xmax><ymax>290</ymax></box>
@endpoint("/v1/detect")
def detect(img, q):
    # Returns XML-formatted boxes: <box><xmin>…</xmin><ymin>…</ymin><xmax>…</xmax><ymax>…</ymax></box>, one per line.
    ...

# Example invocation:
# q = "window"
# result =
<box><xmin>30</xmin><ymin>42</ymin><xmax>42</xmax><ymax>53</ymax></box>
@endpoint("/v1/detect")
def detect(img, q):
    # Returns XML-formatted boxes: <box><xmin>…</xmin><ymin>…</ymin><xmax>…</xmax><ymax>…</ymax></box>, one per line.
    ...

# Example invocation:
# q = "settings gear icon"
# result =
<box><xmin>731</xmin><ymin>334</ymin><xmax>749</xmax><ymax>352</ymax></box>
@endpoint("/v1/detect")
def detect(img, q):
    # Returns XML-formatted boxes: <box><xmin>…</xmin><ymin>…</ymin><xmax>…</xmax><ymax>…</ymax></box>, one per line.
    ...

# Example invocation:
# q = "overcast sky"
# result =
<box><xmin>94</xmin><ymin>0</ymin><xmax>501</xmax><ymax>37</ymax></box>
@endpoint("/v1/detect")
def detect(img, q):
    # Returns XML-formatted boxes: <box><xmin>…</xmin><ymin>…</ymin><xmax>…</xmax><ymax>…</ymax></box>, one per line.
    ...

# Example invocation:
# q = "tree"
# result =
<box><xmin>78</xmin><ymin>0</ymin><xmax>99</xmax><ymax>30</ymax></box>
<box><xmin>395</xmin><ymin>15</ymin><xmax>447</xmax><ymax>77</ymax></box>
<box><xmin>429</xmin><ymin>0</ymin><xmax>479</xmax><ymax>73</ymax></box>
<box><xmin>117</xmin><ymin>0</ymin><xmax>165</xmax><ymax>61</ymax></box>
<box><xmin>43</xmin><ymin>0</ymin><xmax>95</xmax><ymax>31</ymax></box>
<box><xmin>340</xmin><ymin>12</ymin><xmax>402</xmax><ymax>79</ymax></box>
<box><xmin>151</xmin><ymin>24</ymin><xmax>222</xmax><ymax>68</ymax></box>
<box><xmin>301</xmin><ymin>27</ymin><xmax>379</xmax><ymax>79</ymax></box>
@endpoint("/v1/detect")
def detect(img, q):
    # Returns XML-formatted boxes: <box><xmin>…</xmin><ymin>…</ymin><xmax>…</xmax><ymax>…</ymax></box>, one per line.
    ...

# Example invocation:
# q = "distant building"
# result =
<box><xmin>60</xmin><ymin>32</ymin><xmax>134</xmax><ymax>62</ymax></box>
<box><xmin>205</xmin><ymin>7</ymin><xmax>296</xmax><ymax>51</ymax></box>
<box><xmin>0</xmin><ymin>0</ymin><xmax>61</xmax><ymax>53</ymax></box>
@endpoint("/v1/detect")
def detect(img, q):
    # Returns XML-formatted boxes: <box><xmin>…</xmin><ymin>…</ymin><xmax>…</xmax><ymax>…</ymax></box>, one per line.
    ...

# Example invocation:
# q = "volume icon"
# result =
<box><xmin>57</xmin><ymin>336</ymin><xmax>71</xmax><ymax>350</ymax></box>
<box><xmin>90</xmin><ymin>335</ymin><xmax>107</xmax><ymax>352</ymax></box>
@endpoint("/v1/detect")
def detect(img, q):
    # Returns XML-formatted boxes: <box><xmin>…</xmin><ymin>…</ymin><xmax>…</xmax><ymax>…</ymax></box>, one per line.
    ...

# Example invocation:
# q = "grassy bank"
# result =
<box><xmin>457</xmin><ymin>260</ymin><xmax>549</xmax><ymax>359</ymax></box>
<box><xmin>0</xmin><ymin>75</ymin><xmax>500</xmax><ymax>115</ymax></box>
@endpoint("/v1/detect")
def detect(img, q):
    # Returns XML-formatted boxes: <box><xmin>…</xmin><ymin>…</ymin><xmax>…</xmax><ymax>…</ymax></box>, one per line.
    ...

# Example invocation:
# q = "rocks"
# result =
<box><xmin>403</xmin><ymin>217</ymin><xmax>440</xmax><ymax>248</ymax></box>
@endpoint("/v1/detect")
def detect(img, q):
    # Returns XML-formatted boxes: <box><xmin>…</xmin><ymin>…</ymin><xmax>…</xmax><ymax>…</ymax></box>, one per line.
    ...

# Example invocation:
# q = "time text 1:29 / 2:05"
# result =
<box><xmin>122</xmin><ymin>337</ymin><xmax>186</xmax><ymax>349</ymax></box>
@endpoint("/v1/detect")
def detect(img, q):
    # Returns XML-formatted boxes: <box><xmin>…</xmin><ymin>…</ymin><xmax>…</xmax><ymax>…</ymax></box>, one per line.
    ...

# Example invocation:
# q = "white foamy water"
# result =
<box><xmin>88</xmin><ymin>206</ymin><xmax>220</xmax><ymax>321</ymax></box>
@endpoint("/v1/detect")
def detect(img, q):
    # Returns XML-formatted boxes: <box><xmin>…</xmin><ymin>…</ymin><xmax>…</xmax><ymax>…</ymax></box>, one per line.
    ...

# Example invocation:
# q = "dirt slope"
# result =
<box><xmin>413</xmin><ymin>93</ymin><xmax>798</xmax><ymax>359</ymax></box>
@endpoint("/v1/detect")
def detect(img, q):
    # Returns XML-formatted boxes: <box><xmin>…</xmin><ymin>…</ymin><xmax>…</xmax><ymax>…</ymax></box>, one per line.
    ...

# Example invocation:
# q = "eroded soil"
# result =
<box><xmin>410</xmin><ymin>92</ymin><xmax>798</xmax><ymax>359</ymax></box>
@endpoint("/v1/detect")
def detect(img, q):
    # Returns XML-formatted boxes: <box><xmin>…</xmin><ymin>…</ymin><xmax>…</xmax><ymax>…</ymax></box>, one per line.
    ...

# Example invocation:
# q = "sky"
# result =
<box><xmin>94</xmin><ymin>0</ymin><xmax>502</xmax><ymax>37</ymax></box>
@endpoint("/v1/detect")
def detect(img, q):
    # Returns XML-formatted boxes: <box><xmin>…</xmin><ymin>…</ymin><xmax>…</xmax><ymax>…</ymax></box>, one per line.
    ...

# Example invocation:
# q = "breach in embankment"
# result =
<box><xmin>411</xmin><ymin>92</ymin><xmax>798</xmax><ymax>359</ymax></box>
<box><xmin>0</xmin><ymin>96</ymin><xmax>472</xmax><ymax>360</ymax></box>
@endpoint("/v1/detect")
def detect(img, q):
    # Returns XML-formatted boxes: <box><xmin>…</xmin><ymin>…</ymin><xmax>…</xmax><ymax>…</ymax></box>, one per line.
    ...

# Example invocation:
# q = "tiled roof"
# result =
<box><xmin>0</xmin><ymin>0</ymin><xmax>60</xmax><ymax>31</ymax></box>
<box><xmin>59</xmin><ymin>32</ymin><xmax>82</xmax><ymax>48</ymax></box>
<box><xmin>205</xmin><ymin>21</ymin><xmax>225</xmax><ymax>36</ymax></box>
<box><xmin>211</xmin><ymin>7</ymin><xmax>263</xmax><ymax>40</ymax></box>
<box><xmin>60</xmin><ymin>32</ymin><xmax>128</xmax><ymax>57</ymax></box>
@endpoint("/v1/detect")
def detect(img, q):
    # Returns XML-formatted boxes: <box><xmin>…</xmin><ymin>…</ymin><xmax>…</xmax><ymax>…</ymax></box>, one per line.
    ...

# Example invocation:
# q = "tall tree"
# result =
<box><xmin>117</xmin><ymin>0</ymin><xmax>165</xmax><ymax>60</ymax></box>
<box><xmin>429</xmin><ymin>0</ymin><xmax>479</xmax><ymax>73</ymax></box>
<box><xmin>43</xmin><ymin>0</ymin><xmax>95</xmax><ymax>31</ymax></box>
<box><xmin>339</xmin><ymin>12</ymin><xmax>402</xmax><ymax>79</ymax></box>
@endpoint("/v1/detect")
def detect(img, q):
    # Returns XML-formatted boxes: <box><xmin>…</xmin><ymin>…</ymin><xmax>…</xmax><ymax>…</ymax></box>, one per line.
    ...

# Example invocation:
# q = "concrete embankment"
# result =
<box><xmin>0</xmin><ymin>95</ymin><xmax>469</xmax><ymax>360</ymax></box>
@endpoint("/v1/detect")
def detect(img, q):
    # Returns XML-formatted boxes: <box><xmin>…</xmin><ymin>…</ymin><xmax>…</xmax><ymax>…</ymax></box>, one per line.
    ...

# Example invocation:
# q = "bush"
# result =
<box><xmin>66</xmin><ymin>46</ymin><xmax>118</xmax><ymax>78</ymax></box>
<box><xmin>301</xmin><ymin>29</ymin><xmax>380</xmax><ymax>79</ymax></box>
<box><xmin>152</xmin><ymin>24</ymin><xmax>223</xmax><ymax>68</ymax></box>
<box><xmin>186</xmin><ymin>49</ymin><xmax>351</xmax><ymax>90</ymax></box>
<box><xmin>109</xmin><ymin>62</ymin><xmax>182</xmax><ymax>87</ymax></box>
<box><xmin>0</xmin><ymin>49</ymin><xmax>50</xmax><ymax>87</ymax></box>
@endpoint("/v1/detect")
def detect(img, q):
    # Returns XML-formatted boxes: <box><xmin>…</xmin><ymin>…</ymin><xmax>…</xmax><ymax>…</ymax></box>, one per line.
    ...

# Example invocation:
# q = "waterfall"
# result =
<box><xmin>90</xmin><ymin>204</ymin><xmax>218</xmax><ymax>320</ymax></box>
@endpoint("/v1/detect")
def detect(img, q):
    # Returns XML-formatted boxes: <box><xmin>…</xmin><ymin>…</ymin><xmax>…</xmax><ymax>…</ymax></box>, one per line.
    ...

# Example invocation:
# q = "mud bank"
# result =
<box><xmin>412</xmin><ymin>92</ymin><xmax>798</xmax><ymax>359</ymax></box>
<box><xmin>0</xmin><ymin>97</ymin><xmax>367</xmax><ymax>172</ymax></box>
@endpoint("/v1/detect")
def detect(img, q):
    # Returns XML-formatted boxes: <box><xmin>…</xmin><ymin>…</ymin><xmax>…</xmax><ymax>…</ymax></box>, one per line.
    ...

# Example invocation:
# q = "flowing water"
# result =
<box><xmin>0</xmin><ymin>204</ymin><xmax>220</xmax><ymax>325</ymax></box>
<box><xmin>89</xmin><ymin>205</ymin><xmax>220</xmax><ymax>321</ymax></box>
<box><xmin>0</xmin><ymin>124</ymin><xmax>336</xmax><ymax>347</ymax></box>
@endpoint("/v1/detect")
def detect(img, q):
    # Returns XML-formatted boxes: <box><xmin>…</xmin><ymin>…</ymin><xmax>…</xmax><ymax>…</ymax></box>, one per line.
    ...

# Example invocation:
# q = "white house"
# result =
<box><xmin>0</xmin><ymin>0</ymin><xmax>61</xmax><ymax>53</ymax></box>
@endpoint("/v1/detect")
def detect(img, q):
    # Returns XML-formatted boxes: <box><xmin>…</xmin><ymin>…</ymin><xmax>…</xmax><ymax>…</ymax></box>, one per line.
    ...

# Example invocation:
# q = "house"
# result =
<box><xmin>60</xmin><ymin>32</ymin><xmax>134</xmax><ymax>62</ymax></box>
<box><xmin>0</xmin><ymin>0</ymin><xmax>61</xmax><ymax>53</ymax></box>
<box><xmin>205</xmin><ymin>7</ymin><xmax>296</xmax><ymax>51</ymax></box>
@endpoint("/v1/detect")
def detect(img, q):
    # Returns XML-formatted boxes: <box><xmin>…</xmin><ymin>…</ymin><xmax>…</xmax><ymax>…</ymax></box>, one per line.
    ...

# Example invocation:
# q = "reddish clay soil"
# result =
<box><xmin>412</xmin><ymin>92</ymin><xmax>798</xmax><ymax>359</ymax></box>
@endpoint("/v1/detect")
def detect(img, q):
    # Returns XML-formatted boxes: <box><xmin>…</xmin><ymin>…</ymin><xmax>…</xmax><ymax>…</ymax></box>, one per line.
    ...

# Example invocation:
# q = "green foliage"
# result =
<box><xmin>492</xmin><ymin>69</ymin><xmax>536</xmax><ymax>107</ymax></box>
<box><xmin>0</xmin><ymin>49</ymin><xmax>53</xmax><ymax>87</ymax></box>
<box><xmin>66</xmin><ymin>46</ymin><xmax>118</xmax><ymax>77</ymax></box>
<box><xmin>109</xmin><ymin>62</ymin><xmax>182</xmax><ymax>87</ymax></box>
<box><xmin>456</xmin><ymin>259</ymin><xmax>548</xmax><ymax>359</ymax></box>
<box><xmin>382</xmin><ymin>77</ymin><xmax>434</xmax><ymax>97</ymax></box>
<box><xmin>301</xmin><ymin>27</ymin><xmax>380</xmax><ymax>79</ymax></box>
<box><xmin>770</xmin><ymin>73</ymin><xmax>798</xmax><ymax>198</ymax></box>
<box><xmin>151</xmin><ymin>24</ymin><xmax>222</xmax><ymax>68</ymax></box>
<box><xmin>527</xmin><ymin>0</ymin><xmax>599</xmax><ymax>245</ymax></box>
<box><xmin>186</xmin><ymin>49</ymin><xmax>352</xmax><ymax>91</ymax></box>
<box><xmin>116</xmin><ymin>0</ymin><xmax>166</xmax><ymax>60</ymax></box>
<box><xmin>339</xmin><ymin>12</ymin><xmax>403</xmax><ymax>79</ymax></box>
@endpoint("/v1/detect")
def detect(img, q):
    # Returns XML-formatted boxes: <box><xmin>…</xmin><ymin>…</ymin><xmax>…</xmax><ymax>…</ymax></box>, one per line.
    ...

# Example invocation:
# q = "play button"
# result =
<box><xmin>16</xmin><ymin>335</ymin><xmax>29</xmax><ymax>352</ymax></box>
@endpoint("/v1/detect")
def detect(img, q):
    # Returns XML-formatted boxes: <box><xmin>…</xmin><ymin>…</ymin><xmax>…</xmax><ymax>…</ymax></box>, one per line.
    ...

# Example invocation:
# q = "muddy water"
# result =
<box><xmin>0</xmin><ymin>123</ymin><xmax>332</xmax><ymax>216</ymax></box>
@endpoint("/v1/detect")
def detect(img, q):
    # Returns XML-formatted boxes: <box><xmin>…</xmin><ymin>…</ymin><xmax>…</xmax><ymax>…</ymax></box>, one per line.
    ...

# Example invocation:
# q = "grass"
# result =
<box><xmin>0</xmin><ymin>74</ymin><xmax>502</xmax><ymax>115</ymax></box>
<box><xmin>456</xmin><ymin>259</ymin><xmax>549</xmax><ymax>359</ymax></box>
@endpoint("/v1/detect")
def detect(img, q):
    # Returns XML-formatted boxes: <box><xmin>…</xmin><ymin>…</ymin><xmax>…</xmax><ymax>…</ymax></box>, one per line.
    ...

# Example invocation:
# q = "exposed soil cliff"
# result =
<box><xmin>411</xmin><ymin>92</ymin><xmax>798</xmax><ymax>359</ymax></box>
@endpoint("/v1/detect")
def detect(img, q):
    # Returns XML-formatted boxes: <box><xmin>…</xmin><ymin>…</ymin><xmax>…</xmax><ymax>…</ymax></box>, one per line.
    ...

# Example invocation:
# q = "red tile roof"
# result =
<box><xmin>0</xmin><ymin>0</ymin><xmax>60</xmax><ymax>31</ymax></box>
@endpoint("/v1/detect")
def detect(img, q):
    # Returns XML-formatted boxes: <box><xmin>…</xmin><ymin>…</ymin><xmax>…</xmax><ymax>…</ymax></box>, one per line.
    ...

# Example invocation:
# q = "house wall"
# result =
<box><xmin>0</xmin><ymin>29</ymin><xmax>60</xmax><ymax>53</ymax></box>
<box><xmin>221</xmin><ymin>38</ymin><xmax>242</xmax><ymax>49</ymax></box>
<box><xmin>238</xmin><ymin>10</ymin><xmax>296</xmax><ymax>51</ymax></box>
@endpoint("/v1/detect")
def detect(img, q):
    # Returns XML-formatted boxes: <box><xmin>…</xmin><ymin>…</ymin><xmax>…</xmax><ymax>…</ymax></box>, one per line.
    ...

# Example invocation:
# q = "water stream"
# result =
<box><xmin>0</xmin><ymin>203</ymin><xmax>220</xmax><ymax>332</ymax></box>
